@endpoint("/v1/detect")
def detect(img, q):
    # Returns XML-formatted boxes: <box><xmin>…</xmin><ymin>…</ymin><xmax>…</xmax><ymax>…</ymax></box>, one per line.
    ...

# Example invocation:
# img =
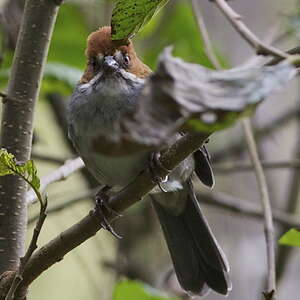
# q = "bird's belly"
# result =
<box><xmin>82</xmin><ymin>149</ymin><xmax>149</xmax><ymax>187</ymax></box>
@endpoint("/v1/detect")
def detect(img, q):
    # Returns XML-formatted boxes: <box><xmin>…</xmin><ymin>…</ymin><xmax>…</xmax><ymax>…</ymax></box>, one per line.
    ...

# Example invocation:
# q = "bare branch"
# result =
<box><xmin>198</xmin><ymin>190</ymin><xmax>300</xmax><ymax>228</ymax></box>
<box><xmin>5</xmin><ymin>197</ymin><xmax>47</xmax><ymax>300</ymax></box>
<box><xmin>28</xmin><ymin>190</ymin><xmax>96</xmax><ymax>225</ymax></box>
<box><xmin>214</xmin><ymin>160</ymin><xmax>300</xmax><ymax>173</ymax></box>
<box><xmin>190</xmin><ymin>0</ymin><xmax>222</xmax><ymax>69</ymax></box>
<box><xmin>242</xmin><ymin>119</ymin><xmax>276</xmax><ymax>298</ymax></box>
<box><xmin>29</xmin><ymin>186</ymin><xmax>300</xmax><ymax>229</ymax></box>
<box><xmin>213</xmin><ymin>107</ymin><xmax>300</xmax><ymax>162</ymax></box>
<box><xmin>212</xmin><ymin>0</ymin><xmax>287</xmax><ymax>59</ymax></box>
<box><xmin>26</xmin><ymin>157</ymin><xmax>85</xmax><ymax>205</ymax></box>
<box><xmin>31</xmin><ymin>152</ymin><xmax>67</xmax><ymax>165</ymax></box>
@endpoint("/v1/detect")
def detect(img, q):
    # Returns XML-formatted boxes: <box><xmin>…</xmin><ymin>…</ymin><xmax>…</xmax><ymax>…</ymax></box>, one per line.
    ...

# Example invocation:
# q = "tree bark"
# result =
<box><xmin>0</xmin><ymin>0</ymin><xmax>60</xmax><ymax>273</ymax></box>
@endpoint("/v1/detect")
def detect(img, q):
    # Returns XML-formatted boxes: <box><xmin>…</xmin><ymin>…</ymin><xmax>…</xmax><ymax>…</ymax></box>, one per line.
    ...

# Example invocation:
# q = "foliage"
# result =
<box><xmin>0</xmin><ymin>148</ymin><xmax>45</xmax><ymax>207</ymax></box>
<box><xmin>48</xmin><ymin>3</ymin><xmax>89</xmax><ymax>69</ymax></box>
<box><xmin>138</xmin><ymin>2</ymin><xmax>217</xmax><ymax>69</ymax></box>
<box><xmin>111</xmin><ymin>0</ymin><xmax>170</xmax><ymax>41</ymax></box>
<box><xmin>113</xmin><ymin>280</ymin><xmax>179</xmax><ymax>300</ymax></box>
<box><xmin>0</xmin><ymin>148</ymin><xmax>40</xmax><ymax>190</ymax></box>
<box><xmin>279</xmin><ymin>229</ymin><xmax>300</xmax><ymax>247</ymax></box>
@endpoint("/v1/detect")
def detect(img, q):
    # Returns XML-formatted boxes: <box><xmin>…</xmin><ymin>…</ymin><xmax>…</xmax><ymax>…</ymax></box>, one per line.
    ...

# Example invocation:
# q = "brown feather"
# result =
<box><xmin>81</xmin><ymin>26</ymin><xmax>151</xmax><ymax>83</ymax></box>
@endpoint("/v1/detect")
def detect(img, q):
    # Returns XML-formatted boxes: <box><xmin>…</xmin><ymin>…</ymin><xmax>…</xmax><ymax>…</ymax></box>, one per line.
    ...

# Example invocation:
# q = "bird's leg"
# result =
<box><xmin>94</xmin><ymin>185</ymin><xmax>122</xmax><ymax>239</ymax></box>
<box><xmin>149</xmin><ymin>152</ymin><xmax>171</xmax><ymax>193</ymax></box>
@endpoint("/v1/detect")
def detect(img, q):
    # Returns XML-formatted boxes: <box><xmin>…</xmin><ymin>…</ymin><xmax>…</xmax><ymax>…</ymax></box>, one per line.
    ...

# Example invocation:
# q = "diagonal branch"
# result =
<box><xmin>13</xmin><ymin>132</ymin><xmax>209</xmax><ymax>296</ymax></box>
<box><xmin>214</xmin><ymin>160</ymin><xmax>300</xmax><ymax>173</ymax></box>
<box><xmin>212</xmin><ymin>0</ymin><xmax>288</xmax><ymax>59</ymax></box>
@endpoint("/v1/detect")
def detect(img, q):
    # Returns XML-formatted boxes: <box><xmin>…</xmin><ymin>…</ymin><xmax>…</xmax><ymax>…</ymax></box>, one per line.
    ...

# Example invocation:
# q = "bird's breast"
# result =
<box><xmin>67</xmin><ymin>74</ymin><xmax>148</xmax><ymax>187</ymax></box>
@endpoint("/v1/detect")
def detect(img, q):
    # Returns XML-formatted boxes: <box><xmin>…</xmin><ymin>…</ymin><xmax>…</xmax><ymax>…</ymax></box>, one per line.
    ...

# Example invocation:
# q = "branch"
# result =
<box><xmin>198</xmin><ymin>190</ymin><xmax>300</xmax><ymax>228</ymax></box>
<box><xmin>242</xmin><ymin>119</ymin><xmax>276</xmax><ymax>299</ymax></box>
<box><xmin>31</xmin><ymin>152</ymin><xmax>67</xmax><ymax>165</ymax></box>
<box><xmin>276</xmin><ymin>111</ymin><xmax>300</xmax><ymax>282</ymax></box>
<box><xmin>212</xmin><ymin>0</ymin><xmax>288</xmax><ymax>59</ymax></box>
<box><xmin>26</xmin><ymin>157</ymin><xmax>85</xmax><ymax>205</ymax></box>
<box><xmin>29</xmin><ymin>186</ymin><xmax>300</xmax><ymax>229</ymax></box>
<box><xmin>213</xmin><ymin>107</ymin><xmax>300</xmax><ymax>162</ymax></box>
<box><xmin>14</xmin><ymin>132</ymin><xmax>209</xmax><ymax>295</ymax></box>
<box><xmin>267</xmin><ymin>45</ymin><xmax>300</xmax><ymax>66</ymax></box>
<box><xmin>191</xmin><ymin>0</ymin><xmax>222</xmax><ymax>69</ymax></box>
<box><xmin>28</xmin><ymin>189</ymin><xmax>96</xmax><ymax>225</ymax></box>
<box><xmin>0</xmin><ymin>0</ymin><xmax>61</xmax><ymax>274</ymax></box>
<box><xmin>214</xmin><ymin>160</ymin><xmax>300</xmax><ymax>173</ymax></box>
<box><xmin>5</xmin><ymin>193</ymin><xmax>47</xmax><ymax>300</ymax></box>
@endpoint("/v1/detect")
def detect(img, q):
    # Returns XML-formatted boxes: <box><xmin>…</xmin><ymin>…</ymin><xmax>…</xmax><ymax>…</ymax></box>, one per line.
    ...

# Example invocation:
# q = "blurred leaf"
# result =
<box><xmin>111</xmin><ymin>0</ymin><xmax>170</xmax><ymax>41</ymax></box>
<box><xmin>279</xmin><ymin>229</ymin><xmax>300</xmax><ymax>247</ymax></box>
<box><xmin>113</xmin><ymin>280</ymin><xmax>179</xmax><ymax>300</ymax></box>
<box><xmin>0</xmin><ymin>63</ymin><xmax>81</xmax><ymax>95</ymax></box>
<box><xmin>0</xmin><ymin>148</ymin><xmax>40</xmax><ymax>190</ymax></box>
<box><xmin>44</xmin><ymin>63</ymin><xmax>81</xmax><ymax>88</ymax></box>
<box><xmin>48</xmin><ymin>4</ymin><xmax>89</xmax><ymax>69</ymax></box>
<box><xmin>137</xmin><ymin>2</ymin><xmax>222</xmax><ymax>69</ymax></box>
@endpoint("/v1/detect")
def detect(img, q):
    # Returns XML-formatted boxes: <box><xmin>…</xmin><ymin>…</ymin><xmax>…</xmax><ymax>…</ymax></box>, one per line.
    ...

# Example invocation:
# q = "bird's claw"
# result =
<box><xmin>94</xmin><ymin>187</ymin><xmax>122</xmax><ymax>239</ymax></box>
<box><xmin>149</xmin><ymin>152</ymin><xmax>171</xmax><ymax>193</ymax></box>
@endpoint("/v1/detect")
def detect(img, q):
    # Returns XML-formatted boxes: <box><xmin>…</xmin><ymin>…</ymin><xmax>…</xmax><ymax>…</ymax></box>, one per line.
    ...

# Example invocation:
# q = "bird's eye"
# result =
<box><xmin>123</xmin><ymin>54</ymin><xmax>130</xmax><ymax>65</ymax></box>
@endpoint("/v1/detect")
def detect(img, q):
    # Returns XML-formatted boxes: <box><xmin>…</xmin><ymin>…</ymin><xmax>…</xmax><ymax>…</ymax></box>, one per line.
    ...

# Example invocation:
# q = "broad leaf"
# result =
<box><xmin>111</xmin><ymin>0</ymin><xmax>170</xmax><ymax>41</ymax></box>
<box><xmin>279</xmin><ymin>229</ymin><xmax>300</xmax><ymax>247</ymax></box>
<box><xmin>0</xmin><ymin>149</ymin><xmax>40</xmax><ymax>190</ymax></box>
<box><xmin>113</xmin><ymin>280</ymin><xmax>179</xmax><ymax>300</ymax></box>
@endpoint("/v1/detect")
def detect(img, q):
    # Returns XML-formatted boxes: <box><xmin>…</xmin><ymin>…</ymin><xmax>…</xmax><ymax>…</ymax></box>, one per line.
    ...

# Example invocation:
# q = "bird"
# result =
<box><xmin>67</xmin><ymin>26</ymin><xmax>231</xmax><ymax>297</ymax></box>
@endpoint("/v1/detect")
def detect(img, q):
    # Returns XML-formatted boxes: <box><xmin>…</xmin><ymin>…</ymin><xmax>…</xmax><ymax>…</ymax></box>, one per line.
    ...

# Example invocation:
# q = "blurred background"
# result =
<box><xmin>1</xmin><ymin>0</ymin><xmax>300</xmax><ymax>299</ymax></box>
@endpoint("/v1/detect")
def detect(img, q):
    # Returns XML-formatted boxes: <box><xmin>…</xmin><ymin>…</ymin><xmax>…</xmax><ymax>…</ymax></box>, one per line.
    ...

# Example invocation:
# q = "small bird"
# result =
<box><xmin>67</xmin><ymin>26</ymin><xmax>231</xmax><ymax>296</ymax></box>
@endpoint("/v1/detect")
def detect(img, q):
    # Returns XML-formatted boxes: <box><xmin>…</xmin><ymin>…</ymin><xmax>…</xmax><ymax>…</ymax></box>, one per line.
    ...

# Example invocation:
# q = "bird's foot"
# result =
<box><xmin>94</xmin><ymin>185</ymin><xmax>122</xmax><ymax>239</ymax></box>
<box><xmin>149</xmin><ymin>152</ymin><xmax>171</xmax><ymax>193</ymax></box>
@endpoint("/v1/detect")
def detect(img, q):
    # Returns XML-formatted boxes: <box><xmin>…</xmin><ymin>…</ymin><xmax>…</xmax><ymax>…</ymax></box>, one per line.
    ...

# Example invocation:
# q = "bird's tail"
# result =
<box><xmin>151</xmin><ymin>180</ymin><xmax>231</xmax><ymax>296</ymax></box>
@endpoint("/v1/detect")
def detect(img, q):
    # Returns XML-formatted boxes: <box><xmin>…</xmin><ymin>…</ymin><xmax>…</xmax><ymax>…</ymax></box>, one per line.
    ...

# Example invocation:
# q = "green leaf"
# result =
<box><xmin>0</xmin><ymin>149</ymin><xmax>40</xmax><ymax>190</ymax></box>
<box><xmin>279</xmin><ymin>229</ymin><xmax>300</xmax><ymax>247</ymax></box>
<box><xmin>44</xmin><ymin>63</ymin><xmax>81</xmax><ymax>88</ymax></box>
<box><xmin>111</xmin><ymin>0</ymin><xmax>170</xmax><ymax>40</ymax></box>
<box><xmin>138</xmin><ymin>2</ymin><xmax>223</xmax><ymax>69</ymax></box>
<box><xmin>113</xmin><ymin>280</ymin><xmax>179</xmax><ymax>300</ymax></box>
<box><xmin>48</xmin><ymin>4</ymin><xmax>89</xmax><ymax>69</ymax></box>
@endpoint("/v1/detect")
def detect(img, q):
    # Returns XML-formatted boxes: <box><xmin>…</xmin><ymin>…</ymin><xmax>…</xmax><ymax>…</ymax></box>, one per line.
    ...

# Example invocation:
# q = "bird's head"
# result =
<box><xmin>80</xmin><ymin>26</ymin><xmax>152</xmax><ymax>84</ymax></box>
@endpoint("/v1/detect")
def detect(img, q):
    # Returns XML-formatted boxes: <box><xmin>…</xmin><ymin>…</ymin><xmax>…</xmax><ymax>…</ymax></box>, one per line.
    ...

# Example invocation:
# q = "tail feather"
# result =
<box><xmin>151</xmin><ymin>181</ymin><xmax>231</xmax><ymax>296</ymax></box>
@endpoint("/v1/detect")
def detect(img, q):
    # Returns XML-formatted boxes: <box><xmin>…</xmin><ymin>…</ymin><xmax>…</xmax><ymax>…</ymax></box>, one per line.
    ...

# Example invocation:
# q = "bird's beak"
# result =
<box><xmin>103</xmin><ymin>56</ymin><xmax>119</xmax><ymax>73</ymax></box>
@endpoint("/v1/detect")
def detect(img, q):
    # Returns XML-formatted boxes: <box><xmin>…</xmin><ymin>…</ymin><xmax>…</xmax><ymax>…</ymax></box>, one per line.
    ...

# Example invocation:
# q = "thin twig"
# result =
<box><xmin>267</xmin><ymin>45</ymin><xmax>300</xmax><ymax>66</ymax></box>
<box><xmin>190</xmin><ymin>0</ymin><xmax>222</xmax><ymax>69</ymax></box>
<box><xmin>5</xmin><ymin>180</ymin><xmax>47</xmax><ymax>300</ymax></box>
<box><xmin>213</xmin><ymin>107</ymin><xmax>300</xmax><ymax>162</ymax></box>
<box><xmin>214</xmin><ymin>160</ymin><xmax>300</xmax><ymax>173</ymax></box>
<box><xmin>26</xmin><ymin>157</ymin><xmax>85</xmax><ymax>205</ymax></box>
<box><xmin>198</xmin><ymin>190</ymin><xmax>300</xmax><ymax>228</ymax></box>
<box><xmin>212</xmin><ymin>0</ymin><xmax>288</xmax><ymax>59</ymax></box>
<box><xmin>28</xmin><ymin>189</ymin><xmax>96</xmax><ymax>225</ymax></box>
<box><xmin>242</xmin><ymin>119</ymin><xmax>276</xmax><ymax>298</ymax></box>
<box><xmin>276</xmin><ymin>107</ymin><xmax>300</xmax><ymax>282</ymax></box>
<box><xmin>28</xmin><ymin>186</ymin><xmax>300</xmax><ymax>229</ymax></box>
<box><xmin>31</xmin><ymin>152</ymin><xmax>67</xmax><ymax>165</ymax></box>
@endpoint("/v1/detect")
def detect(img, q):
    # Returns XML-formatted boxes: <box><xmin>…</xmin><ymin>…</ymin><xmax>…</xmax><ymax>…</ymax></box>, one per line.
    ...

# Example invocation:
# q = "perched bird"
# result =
<box><xmin>67</xmin><ymin>26</ymin><xmax>231</xmax><ymax>296</ymax></box>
